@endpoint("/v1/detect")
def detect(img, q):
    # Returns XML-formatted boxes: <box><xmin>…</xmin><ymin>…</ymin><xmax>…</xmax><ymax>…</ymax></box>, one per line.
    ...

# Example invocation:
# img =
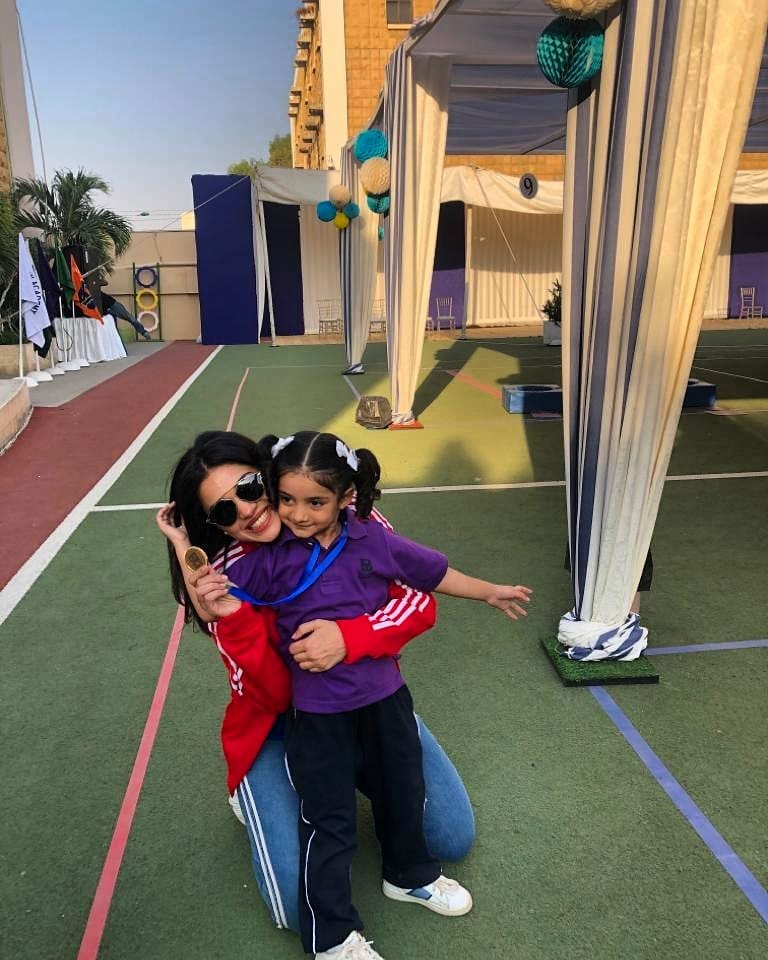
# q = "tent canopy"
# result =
<box><xmin>401</xmin><ymin>0</ymin><xmax>767</xmax><ymax>154</ymax></box>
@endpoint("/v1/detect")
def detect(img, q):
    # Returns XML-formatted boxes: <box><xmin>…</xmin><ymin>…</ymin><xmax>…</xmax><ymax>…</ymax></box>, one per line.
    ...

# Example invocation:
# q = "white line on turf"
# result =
<box><xmin>0</xmin><ymin>346</ymin><xmax>223</xmax><ymax>628</ymax></box>
<box><xmin>90</xmin><ymin>467</ymin><xmax>768</xmax><ymax>513</ymax></box>
<box><xmin>343</xmin><ymin>375</ymin><xmax>362</xmax><ymax>400</ymax></box>
<box><xmin>692</xmin><ymin>365</ymin><xmax>768</xmax><ymax>385</ymax></box>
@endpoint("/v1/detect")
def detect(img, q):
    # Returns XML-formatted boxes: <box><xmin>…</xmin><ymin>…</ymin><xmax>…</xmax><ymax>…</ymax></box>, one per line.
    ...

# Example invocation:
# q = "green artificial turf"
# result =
<box><xmin>540</xmin><ymin>635</ymin><xmax>660</xmax><ymax>685</ymax></box>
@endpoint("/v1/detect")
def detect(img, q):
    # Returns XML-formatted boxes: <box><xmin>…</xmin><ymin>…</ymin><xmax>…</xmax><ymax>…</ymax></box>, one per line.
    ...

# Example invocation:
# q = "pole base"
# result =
<box><xmin>388</xmin><ymin>419</ymin><xmax>424</xmax><ymax>430</ymax></box>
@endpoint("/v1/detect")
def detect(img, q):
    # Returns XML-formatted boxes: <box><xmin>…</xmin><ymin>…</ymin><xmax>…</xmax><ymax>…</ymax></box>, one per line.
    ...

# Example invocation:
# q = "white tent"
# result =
<box><xmin>361</xmin><ymin>0</ymin><xmax>768</xmax><ymax>657</ymax></box>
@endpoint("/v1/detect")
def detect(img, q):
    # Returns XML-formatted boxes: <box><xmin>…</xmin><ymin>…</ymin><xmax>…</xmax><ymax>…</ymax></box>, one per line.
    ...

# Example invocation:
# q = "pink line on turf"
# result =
<box><xmin>445</xmin><ymin>368</ymin><xmax>502</xmax><ymax>399</ymax></box>
<box><xmin>226</xmin><ymin>368</ymin><xmax>251</xmax><ymax>430</ymax></box>
<box><xmin>77</xmin><ymin>606</ymin><xmax>185</xmax><ymax>960</ymax></box>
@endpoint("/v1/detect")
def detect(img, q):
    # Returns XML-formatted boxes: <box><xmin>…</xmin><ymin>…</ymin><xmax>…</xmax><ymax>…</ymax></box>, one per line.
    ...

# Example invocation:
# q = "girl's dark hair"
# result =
<box><xmin>260</xmin><ymin>431</ymin><xmax>381</xmax><ymax>519</ymax></box>
<box><xmin>166</xmin><ymin>430</ymin><xmax>266</xmax><ymax>632</ymax></box>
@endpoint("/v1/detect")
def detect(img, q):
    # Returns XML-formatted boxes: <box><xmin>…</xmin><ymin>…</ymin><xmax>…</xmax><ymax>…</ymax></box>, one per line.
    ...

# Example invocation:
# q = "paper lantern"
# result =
<box><xmin>317</xmin><ymin>200</ymin><xmax>336</xmax><ymax>222</ymax></box>
<box><xmin>360</xmin><ymin>157</ymin><xmax>390</xmax><ymax>196</ymax></box>
<box><xmin>334</xmin><ymin>211</ymin><xmax>350</xmax><ymax>229</ymax></box>
<box><xmin>537</xmin><ymin>17</ymin><xmax>604</xmax><ymax>88</ymax></box>
<box><xmin>366</xmin><ymin>194</ymin><xmax>390</xmax><ymax>215</ymax></box>
<box><xmin>543</xmin><ymin>0</ymin><xmax>619</xmax><ymax>18</ymax></box>
<box><xmin>342</xmin><ymin>201</ymin><xmax>360</xmax><ymax>220</ymax></box>
<box><xmin>354</xmin><ymin>130</ymin><xmax>388</xmax><ymax>162</ymax></box>
<box><xmin>329</xmin><ymin>184</ymin><xmax>352</xmax><ymax>209</ymax></box>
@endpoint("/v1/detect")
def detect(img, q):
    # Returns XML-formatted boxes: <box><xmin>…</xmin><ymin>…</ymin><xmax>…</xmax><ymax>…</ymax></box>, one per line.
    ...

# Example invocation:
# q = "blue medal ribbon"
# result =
<box><xmin>228</xmin><ymin>523</ymin><xmax>349</xmax><ymax>607</ymax></box>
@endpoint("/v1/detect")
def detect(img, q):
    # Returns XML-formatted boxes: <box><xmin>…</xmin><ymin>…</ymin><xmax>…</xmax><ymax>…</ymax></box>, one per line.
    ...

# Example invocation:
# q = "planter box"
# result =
<box><xmin>543</xmin><ymin>320</ymin><xmax>562</xmax><ymax>346</ymax></box>
<box><xmin>0</xmin><ymin>343</ymin><xmax>35</xmax><ymax>378</ymax></box>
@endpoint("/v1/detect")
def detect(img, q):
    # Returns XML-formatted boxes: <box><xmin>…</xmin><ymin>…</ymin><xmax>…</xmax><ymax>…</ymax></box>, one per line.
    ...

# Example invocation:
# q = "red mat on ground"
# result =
<box><xmin>0</xmin><ymin>342</ymin><xmax>216</xmax><ymax>590</ymax></box>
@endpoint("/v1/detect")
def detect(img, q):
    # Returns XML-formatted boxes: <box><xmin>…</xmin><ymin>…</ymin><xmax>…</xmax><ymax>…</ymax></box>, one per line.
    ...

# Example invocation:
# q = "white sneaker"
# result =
<box><xmin>382</xmin><ymin>874</ymin><xmax>473</xmax><ymax>916</ymax></box>
<box><xmin>315</xmin><ymin>930</ymin><xmax>385</xmax><ymax>959</ymax></box>
<box><xmin>228</xmin><ymin>791</ymin><xmax>245</xmax><ymax>825</ymax></box>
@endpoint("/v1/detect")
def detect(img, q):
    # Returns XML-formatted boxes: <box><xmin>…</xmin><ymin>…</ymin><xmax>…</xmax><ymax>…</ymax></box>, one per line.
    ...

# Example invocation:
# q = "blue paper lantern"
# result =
<box><xmin>366</xmin><ymin>193</ymin><xmax>390</xmax><ymax>215</ymax></box>
<box><xmin>354</xmin><ymin>129</ymin><xmax>388</xmax><ymax>163</ymax></box>
<box><xmin>342</xmin><ymin>201</ymin><xmax>360</xmax><ymax>220</ymax></box>
<box><xmin>536</xmin><ymin>17</ymin><xmax>603</xmax><ymax>88</ymax></box>
<box><xmin>316</xmin><ymin>200</ymin><xmax>336</xmax><ymax>222</ymax></box>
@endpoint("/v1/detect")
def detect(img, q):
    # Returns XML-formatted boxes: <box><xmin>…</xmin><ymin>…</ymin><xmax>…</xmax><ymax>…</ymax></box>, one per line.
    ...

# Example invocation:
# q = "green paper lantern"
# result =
<box><xmin>536</xmin><ymin>16</ymin><xmax>604</xmax><ymax>88</ymax></box>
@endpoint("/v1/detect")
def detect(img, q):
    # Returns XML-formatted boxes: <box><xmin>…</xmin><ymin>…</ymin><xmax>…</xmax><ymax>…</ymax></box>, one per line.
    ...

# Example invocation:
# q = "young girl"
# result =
<box><xmin>202</xmin><ymin>430</ymin><xmax>532</xmax><ymax>960</ymax></box>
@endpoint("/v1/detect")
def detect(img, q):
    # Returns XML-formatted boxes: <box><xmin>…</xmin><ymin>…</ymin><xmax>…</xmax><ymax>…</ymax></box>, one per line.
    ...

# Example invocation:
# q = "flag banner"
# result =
<box><xmin>18</xmin><ymin>234</ymin><xmax>52</xmax><ymax>349</ymax></box>
<box><xmin>55</xmin><ymin>245</ymin><xmax>75</xmax><ymax>306</ymax></box>
<box><xmin>69</xmin><ymin>254</ymin><xmax>103</xmax><ymax>323</ymax></box>
<box><xmin>34</xmin><ymin>240</ymin><xmax>61</xmax><ymax>357</ymax></box>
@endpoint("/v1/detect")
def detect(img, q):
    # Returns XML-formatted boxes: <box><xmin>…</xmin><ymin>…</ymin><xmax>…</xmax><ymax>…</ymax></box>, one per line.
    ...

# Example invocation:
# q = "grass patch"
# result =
<box><xmin>540</xmin><ymin>636</ymin><xmax>660</xmax><ymax>685</ymax></box>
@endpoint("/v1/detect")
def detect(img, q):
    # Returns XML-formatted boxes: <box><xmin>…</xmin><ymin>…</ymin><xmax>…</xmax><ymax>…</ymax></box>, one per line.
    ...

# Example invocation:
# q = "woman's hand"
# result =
<box><xmin>486</xmin><ymin>584</ymin><xmax>533</xmax><ymax>621</ymax></box>
<box><xmin>288</xmin><ymin>620</ymin><xmax>347</xmax><ymax>672</ymax></box>
<box><xmin>191</xmin><ymin>567</ymin><xmax>242</xmax><ymax>620</ymax></box>
<box><xmin>156</xmin><ymin>502</ymin><xmax>191</xmax><ymax>549</ymax></box>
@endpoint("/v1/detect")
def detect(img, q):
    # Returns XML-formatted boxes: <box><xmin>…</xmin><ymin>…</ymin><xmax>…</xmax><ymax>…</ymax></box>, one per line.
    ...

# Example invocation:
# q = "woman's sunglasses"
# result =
<box><xmin>206</xmin><ymin>471</ymin><xmax>265</xmax><ymax>527</ymax></box>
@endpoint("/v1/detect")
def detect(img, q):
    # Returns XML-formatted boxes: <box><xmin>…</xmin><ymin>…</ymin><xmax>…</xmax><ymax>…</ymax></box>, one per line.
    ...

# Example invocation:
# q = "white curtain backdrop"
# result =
<box><xmin>299</xmin><ymin>204</ymin><xmax>341</xmax><ymax>335</ymax></box>
<box><xmin>384</xmin><ymin>48</ymin><xmax>452</xmax><ymax>423</ymax></box>
<box><xmin>559</xmin><ymin>0</ymin><xmax>767</xmax><ymax>661</ymax></box>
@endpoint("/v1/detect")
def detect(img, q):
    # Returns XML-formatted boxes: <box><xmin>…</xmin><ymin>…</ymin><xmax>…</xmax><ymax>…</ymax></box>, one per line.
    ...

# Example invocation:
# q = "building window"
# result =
<box><xmin>386</xmin><ymin>1</ymin><xmax>413</xmax><ymax>26</ymax></box>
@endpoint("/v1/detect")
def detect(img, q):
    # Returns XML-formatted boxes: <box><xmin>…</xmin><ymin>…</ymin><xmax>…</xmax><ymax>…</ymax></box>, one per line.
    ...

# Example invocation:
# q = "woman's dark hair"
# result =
<box><xmin>260</xmin><ymin>431</ymin><xmax>381</xmax><ymax>519</ymax></box>
<box><xmin>166</xmin><ymin>430</ymin><xmax>266</xmax><ymax>631</ymax></box>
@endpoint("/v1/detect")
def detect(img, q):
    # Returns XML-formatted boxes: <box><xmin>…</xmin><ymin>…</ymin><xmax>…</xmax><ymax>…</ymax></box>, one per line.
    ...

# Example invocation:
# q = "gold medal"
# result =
<box><xmin>183</xmin><ymin>546</ymin><xmax>209</xmax><ymax>573</ymax></box>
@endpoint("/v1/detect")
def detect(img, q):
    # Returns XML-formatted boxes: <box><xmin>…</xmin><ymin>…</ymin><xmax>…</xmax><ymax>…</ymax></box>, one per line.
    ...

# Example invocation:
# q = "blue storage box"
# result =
<box><xmin>683</xmin><ymin>378</ymin><xmax>716</xmax><ymax>408</ymax></box>
<box><xmin>502</xmin><ymin>383</ymin><xmax>563</xmax><ymax>414</ymax></box>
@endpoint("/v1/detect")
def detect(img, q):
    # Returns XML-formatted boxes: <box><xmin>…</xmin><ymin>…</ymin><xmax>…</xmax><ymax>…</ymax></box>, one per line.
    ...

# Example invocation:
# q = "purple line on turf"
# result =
<box><xmin>590</xmin><ymin>686</ymin><xmax>768</xmax><ymax>925</ymax></box>
<box><xmin>645</xmin><ymin>639</ymin><xmax>768</xmax><ymax>656</ymax></box>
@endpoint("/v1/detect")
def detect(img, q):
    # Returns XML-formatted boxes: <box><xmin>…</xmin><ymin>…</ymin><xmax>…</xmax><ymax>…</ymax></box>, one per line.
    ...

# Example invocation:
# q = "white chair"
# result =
<box><xmin>317</xmin><ymin>298</ymin><xmax>342</xmax><ymax>334</ymax></box>
<box><xmin>738</xmin><ymin>287</ymin><xmax>764</xmax><ymax>319</ymax></box>
<box><xmin>434</xmin><ymin>296</ymin><xmax>456</xmax><ymax>330</ymax></box>
<box><xmin>370</xmin><ymin>299</ymin><xmax>386</xmax><ymax>334</ymax></box>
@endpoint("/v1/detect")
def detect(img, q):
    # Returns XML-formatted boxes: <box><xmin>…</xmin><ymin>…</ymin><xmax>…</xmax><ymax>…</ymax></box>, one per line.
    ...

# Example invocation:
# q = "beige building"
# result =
<box><xmin>0</xmin><ymin>0</ymin><xmax>35</xmax><ymax>190</ymax></box>
<box><xmin>288</xmin><ymin>0</ymin><xmax>564</xmax><ymax>179</ymax></box>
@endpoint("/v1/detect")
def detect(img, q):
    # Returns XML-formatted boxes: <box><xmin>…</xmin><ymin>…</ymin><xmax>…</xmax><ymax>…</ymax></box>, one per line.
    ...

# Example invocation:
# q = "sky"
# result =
<box><xmin>16</xmin><ymin>0</ymin><xmax>297</xmax><ymax>230</ymax></box>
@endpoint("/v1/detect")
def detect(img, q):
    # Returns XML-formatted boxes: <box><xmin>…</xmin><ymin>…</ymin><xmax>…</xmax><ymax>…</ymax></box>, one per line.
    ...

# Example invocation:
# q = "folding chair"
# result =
<box><xmin>739</xmin><ymin>287</ymin><xmax>764</xmax><ymax>319</ymax></box>
<box><xmin>317</xmin><ymin>298</ymin><xmax>342</xmax><ymax>334</ymax></box>
<box><xmin>434</xmin><ymin>296</ymin><xmax>456</xmax><ymax>331</ymax></box>
<box><xmin>369</xmin><ymin>299</ymin><xmax>386</xmax><ymax>335</ymax></box>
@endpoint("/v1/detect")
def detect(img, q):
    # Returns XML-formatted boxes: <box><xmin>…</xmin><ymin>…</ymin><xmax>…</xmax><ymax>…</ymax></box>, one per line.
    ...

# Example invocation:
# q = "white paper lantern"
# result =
<box><xmin>543</xmin><ymin>0</ymin><xmax>619</xmax><ymax>17</ymax></box>
<box><xmin>329</xmin><ymin>184</ymin><xmax>352</xmax><ymax>209</ymax></box>
<box><xmin>360</xmin><ymin>157</ymin><xmax>390</xmax><ymax>196</ymax></box>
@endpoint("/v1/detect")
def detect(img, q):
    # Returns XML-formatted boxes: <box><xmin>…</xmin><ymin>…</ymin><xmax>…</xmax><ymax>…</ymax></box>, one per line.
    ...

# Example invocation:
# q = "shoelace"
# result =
<box><xmin>338</xmin><ymin>932</ymin><xmax>381</xmax><ymax>959</ymax></box>
<box><xmin>429</xmin><ymin>875</ymin><xmax>459</xmax><ymax>897</ymax></box>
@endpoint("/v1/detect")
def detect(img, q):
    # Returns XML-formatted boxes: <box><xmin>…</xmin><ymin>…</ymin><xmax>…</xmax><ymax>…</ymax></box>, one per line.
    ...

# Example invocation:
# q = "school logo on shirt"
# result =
<box><xmin>359</xmin><ymin>558</ymin><xmax>373</xmax><ymax>578</ymax></box>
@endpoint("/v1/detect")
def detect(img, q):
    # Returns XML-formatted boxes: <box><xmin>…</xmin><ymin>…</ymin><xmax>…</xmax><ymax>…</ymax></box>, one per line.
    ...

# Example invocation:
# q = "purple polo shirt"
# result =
<box><xmin>232</xmin><ymin>508</ymin><xmax>448</xmax><ymax>713</ymax></box>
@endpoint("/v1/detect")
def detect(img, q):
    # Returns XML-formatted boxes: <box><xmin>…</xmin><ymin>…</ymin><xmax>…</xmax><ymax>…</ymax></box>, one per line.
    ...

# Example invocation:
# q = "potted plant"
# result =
<box><xmin>541</xmin><ymin>277</ymin><xmax>562</xmax><ymax>346</ymax></box>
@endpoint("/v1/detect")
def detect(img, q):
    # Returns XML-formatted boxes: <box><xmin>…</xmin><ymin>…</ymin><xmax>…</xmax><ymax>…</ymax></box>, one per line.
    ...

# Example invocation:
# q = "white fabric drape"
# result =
<box><xmin>340</xmin><ymin>144</ymin><xmax>380</xmax><ymax>370</ymax></box>
<box><xmin>299</xmin><ymin>204</ymin><xmax>342</xmax><ymax>335</ymax></box>
<box><xmin>57</xmin><ymin>315</ymin><xmax>126</xmax><ymax>363</ymax></box>
<box><xmin>384</xmin><ymin>48</ymin><xmax>451</xmax><ymax>423</ymax></box>
<box><xmin>559</xmin><ymin>0</ymin><xmax>767</xmax><ymax>660</ymax></box>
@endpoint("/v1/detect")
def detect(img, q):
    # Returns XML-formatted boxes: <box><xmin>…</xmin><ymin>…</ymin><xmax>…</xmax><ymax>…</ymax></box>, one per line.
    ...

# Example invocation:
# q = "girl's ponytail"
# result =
<box><xmin>353</xmin><ymin>447</ymin><xmax>381</xmax><ymax>519</ymax></box>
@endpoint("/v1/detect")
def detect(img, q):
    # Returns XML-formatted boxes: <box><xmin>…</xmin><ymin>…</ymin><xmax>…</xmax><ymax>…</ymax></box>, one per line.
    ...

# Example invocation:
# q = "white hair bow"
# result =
<box><xmin>270</xmin><ymin>435</ymin><xmax>295</xmax><ymax>458</ymax></box>
<box><xmin>336</xmin><ymin>439</ymin><xmax>359</xmax><ymax>471</ymax></box>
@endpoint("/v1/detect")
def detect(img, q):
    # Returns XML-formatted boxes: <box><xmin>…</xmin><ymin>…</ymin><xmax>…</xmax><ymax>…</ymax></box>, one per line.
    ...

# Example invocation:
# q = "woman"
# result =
<box><xmin>156</xmin><ymin>430</ymin><xmax>475</xmax><ymax>937</ymax></box>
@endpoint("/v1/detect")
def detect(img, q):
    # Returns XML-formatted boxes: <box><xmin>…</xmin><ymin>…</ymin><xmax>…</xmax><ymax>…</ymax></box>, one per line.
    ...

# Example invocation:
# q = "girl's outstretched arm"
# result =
<box><xmin>435</xmin><ymin>568</ymin><xmax>533</xmax><ymax>621</ymax></box>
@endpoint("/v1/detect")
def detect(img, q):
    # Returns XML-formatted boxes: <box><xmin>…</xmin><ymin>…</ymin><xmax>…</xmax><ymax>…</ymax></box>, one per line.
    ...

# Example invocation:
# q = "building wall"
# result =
<box><xmin>0</xmin><ymin>0</ymin><xmax>35</xmax><ymax>187</ymax></box>
<box><xmin>104</xmin><ymin>231</ymin><xmax>200</xmax><ymax>341</ymax></box>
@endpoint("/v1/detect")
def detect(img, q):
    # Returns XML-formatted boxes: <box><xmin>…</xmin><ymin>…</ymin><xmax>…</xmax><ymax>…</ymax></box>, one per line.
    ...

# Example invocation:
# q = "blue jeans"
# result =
<box><xmin>236</xmin><ymin>715</ymin><xmax>475</xmax><ymax>933</ymax></box>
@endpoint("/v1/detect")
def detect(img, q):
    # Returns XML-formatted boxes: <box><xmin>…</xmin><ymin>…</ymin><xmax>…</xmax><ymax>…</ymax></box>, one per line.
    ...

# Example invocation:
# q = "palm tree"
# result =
<box><xmin>0</xmin><ymin>192</ymin><xmax>20</xmax><ymax>325</ymax></box>
<box><xmin>13</xmin><ymin>169</ymin><xmax>131</xmax><ymax>273</ymax></box>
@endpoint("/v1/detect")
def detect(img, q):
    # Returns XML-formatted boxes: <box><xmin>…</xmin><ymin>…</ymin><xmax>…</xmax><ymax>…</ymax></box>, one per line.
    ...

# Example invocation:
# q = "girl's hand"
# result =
<box><xmin>155</xmin><ymin>502</ymin><xmax>191</xmax><ymax>549</ymax></box>
<box><xmin>191</xmin><ymin>567</ymin><xmax>242</xmax><ymax>620</ymax></box>
<box><xmin>288</xmin><ymin>620</ymin><xmax>347</xmax><ymax>672</ymax></box>
<box><xmin>486</xmin><ymin>584</ymin><xmax>533</xmax><ymax>621</ymax></box>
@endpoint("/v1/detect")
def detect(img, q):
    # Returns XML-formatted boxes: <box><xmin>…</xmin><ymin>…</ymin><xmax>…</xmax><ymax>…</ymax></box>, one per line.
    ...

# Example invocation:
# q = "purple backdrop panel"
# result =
<box><xmin>192</xmin><ymin>175</ymin><xmax>258</xmax><ymax>344</ymax></box>
<box><xmin>263</xmin><ymin>202</ymin><xmax>304</xmax><ymax>336</ymax></box>
<box><xmin>428</xmin><ymin>201</ymin><xmax>465</xmax><ymax>329</ymax></box>
<box><xmin>728</xmin><ymin>204</ymin><xmax>768</xmax><ymax>318</ymax></box>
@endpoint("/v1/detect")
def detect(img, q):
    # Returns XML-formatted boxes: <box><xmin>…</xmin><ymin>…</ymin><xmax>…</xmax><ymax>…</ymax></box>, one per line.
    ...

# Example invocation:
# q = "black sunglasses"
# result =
<box><xmin>206</xmin><ymin>471</ymin><xmax>265</xmax><ymax>527</ymax></box>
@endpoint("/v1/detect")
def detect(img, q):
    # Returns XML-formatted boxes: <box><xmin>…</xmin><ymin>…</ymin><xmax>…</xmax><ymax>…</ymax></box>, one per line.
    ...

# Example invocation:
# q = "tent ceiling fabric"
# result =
<box><xmin>404</xmin><ymin>0</ymin><xmax>767</xmax><ymax>154</ymax></box>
